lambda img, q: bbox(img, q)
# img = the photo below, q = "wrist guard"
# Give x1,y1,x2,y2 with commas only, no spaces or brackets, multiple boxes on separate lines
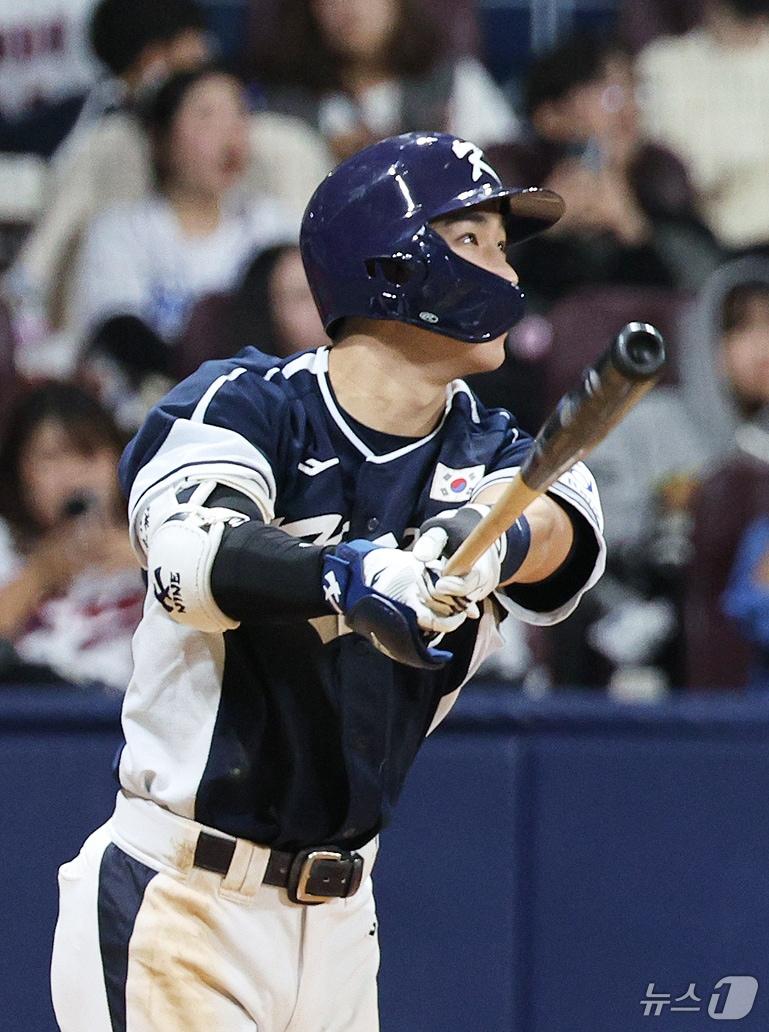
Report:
322,540,452,669
419,503,531,582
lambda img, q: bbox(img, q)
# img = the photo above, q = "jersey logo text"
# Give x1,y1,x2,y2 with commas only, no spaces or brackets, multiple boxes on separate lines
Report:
153,567,186,615
274,513,349,546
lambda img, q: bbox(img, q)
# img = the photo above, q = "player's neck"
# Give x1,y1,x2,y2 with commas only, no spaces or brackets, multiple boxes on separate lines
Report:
328,326,463,437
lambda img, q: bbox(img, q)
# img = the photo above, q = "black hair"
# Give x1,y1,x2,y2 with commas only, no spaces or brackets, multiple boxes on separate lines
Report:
230,244,301,357
523,33,621,120
254,0,445,92
139,63,243,188
90,0,206,77
0,382,125,536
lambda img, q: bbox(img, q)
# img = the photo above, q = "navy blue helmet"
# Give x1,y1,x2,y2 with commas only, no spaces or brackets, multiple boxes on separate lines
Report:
300,132,564,344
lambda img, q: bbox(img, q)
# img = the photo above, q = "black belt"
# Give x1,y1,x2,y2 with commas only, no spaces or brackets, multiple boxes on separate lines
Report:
193,831,365,905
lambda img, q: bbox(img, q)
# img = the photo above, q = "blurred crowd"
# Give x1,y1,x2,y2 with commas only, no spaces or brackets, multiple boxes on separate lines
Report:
2,0,769,697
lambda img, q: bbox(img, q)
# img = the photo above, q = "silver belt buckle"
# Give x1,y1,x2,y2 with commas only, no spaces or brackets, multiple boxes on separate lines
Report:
296,849,343,903
289,847,364,904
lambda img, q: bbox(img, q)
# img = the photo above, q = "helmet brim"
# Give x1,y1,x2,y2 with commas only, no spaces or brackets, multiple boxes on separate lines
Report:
505,188,565,244
430,185,565,245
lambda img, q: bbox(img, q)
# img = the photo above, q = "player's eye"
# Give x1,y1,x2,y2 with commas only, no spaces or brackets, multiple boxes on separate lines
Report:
459,231,478,245
497,240,507,252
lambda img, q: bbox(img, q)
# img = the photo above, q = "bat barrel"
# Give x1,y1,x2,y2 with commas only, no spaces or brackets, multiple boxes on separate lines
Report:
609,322,667,381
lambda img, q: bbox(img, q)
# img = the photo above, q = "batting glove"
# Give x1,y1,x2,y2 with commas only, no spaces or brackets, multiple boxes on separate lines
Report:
412,503,531,616
322,540,468,669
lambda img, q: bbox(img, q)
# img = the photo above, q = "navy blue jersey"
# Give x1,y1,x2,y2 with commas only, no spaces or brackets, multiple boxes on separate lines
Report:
117,347,604,849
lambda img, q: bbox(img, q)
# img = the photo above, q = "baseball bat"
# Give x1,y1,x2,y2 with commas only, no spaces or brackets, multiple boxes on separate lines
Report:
444,321,667,577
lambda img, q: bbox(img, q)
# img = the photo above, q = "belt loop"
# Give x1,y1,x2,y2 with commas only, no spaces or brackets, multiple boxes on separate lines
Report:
241,844,272,898
219,840,251,895
219,840,271,901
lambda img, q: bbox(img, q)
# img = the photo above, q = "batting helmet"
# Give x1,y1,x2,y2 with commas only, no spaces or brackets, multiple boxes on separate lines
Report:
300,132,564,344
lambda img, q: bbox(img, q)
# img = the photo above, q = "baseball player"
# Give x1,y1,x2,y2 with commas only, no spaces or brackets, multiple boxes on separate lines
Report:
50,132,605,1031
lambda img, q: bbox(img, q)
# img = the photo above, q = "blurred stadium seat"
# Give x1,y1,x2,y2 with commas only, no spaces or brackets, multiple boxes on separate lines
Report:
685,456,769,691
540,285,688,408
175,290,236,380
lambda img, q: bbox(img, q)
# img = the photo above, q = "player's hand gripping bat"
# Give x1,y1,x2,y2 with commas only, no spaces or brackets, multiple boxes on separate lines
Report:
443,321,667,579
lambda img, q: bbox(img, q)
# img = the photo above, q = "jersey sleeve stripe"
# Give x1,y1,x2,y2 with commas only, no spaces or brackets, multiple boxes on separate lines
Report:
470,463,604,536
492,533,607,626
191,367,248,423
447,379,482,424
129,459,273,520
470,466,522,499
127,419,277,530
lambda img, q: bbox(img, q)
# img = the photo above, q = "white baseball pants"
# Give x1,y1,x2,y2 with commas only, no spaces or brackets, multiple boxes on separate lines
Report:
50,792,380,1031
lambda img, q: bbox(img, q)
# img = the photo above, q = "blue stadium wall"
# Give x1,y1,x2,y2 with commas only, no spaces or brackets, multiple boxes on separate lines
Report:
2,685,769,1031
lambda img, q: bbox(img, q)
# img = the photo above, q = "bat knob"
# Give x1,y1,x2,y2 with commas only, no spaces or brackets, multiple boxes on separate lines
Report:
612,322,667,381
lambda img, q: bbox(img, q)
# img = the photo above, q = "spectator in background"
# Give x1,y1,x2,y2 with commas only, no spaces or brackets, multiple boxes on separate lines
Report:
6,0,332,370
0,0,98,157
0,382,143,691
253,0,517,162
723,515,769,690
533,256,769,693
78,0,209,133
229,244,327,359
6,0,212,368
164,244,327,391
678,259,769,452
506,33,720,310
73,66,294,421
637,0,769,251
561,388,708,693
680,258,769,689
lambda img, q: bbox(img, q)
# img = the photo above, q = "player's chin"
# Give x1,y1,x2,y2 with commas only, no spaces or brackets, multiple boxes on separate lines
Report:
462,334,508,375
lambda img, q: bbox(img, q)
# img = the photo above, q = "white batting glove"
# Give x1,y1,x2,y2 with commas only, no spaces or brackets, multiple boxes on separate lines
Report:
357,546,469,635
412,517,501,620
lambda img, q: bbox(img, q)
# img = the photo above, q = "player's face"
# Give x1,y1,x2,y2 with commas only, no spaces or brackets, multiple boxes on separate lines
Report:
165,75,250,199
430,207,516,284
429,206,518,370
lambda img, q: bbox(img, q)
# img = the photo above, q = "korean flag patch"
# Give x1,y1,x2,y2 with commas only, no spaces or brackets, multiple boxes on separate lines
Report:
429,462,485,503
